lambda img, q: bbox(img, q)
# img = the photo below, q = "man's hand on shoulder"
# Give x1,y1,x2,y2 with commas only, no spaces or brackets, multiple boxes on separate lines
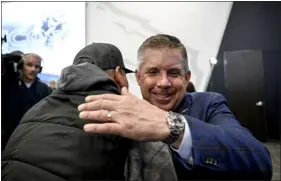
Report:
78,87,170,142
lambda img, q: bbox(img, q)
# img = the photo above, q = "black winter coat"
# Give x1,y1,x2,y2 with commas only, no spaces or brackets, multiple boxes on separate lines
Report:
2,63,132,181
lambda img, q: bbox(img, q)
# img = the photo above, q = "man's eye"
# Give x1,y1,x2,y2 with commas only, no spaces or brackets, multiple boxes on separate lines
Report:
147,69,159,75
26,63,33,67
148,70,157,74
168,71,181,76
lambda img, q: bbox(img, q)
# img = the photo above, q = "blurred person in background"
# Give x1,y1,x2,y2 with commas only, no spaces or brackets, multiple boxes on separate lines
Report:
1,53,51,150
48,80,57,91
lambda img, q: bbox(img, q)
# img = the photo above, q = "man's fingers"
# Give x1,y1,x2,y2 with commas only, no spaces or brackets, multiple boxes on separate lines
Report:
79,110,115,122
78,99,115,112
85,94,121,103
84,123,122,135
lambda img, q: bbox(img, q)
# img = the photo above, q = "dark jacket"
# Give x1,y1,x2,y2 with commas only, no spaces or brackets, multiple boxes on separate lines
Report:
1,79,51,149
2,63,132,181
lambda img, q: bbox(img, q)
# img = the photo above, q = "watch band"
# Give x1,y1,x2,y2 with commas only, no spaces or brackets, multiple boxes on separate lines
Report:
162,111,185,145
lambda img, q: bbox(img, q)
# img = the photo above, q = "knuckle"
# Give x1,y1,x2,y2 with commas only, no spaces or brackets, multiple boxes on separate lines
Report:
97,110,104,120
82,112,88,119
95,99,103,109
83,103,90,111
124,122,134,130
104,94,109,100
84,103,91,110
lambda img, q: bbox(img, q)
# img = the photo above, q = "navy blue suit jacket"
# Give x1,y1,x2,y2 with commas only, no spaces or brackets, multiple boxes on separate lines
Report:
172,92,272,180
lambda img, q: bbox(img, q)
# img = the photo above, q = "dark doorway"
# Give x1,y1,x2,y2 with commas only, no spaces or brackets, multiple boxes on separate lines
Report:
262,50,281,140
224,50,280,142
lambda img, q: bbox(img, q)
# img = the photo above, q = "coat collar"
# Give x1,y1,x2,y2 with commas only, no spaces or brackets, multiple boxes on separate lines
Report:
173,93,192,114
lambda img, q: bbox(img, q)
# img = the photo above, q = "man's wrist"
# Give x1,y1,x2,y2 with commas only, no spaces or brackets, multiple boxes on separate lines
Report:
162,112,185,145
170,132,184,149
158,111,170,141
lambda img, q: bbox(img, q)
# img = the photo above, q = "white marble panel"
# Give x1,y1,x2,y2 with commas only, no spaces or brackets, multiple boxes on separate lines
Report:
86,2,233,97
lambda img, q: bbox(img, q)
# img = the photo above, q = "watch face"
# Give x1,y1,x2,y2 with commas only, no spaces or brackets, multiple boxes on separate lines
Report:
169,112,184,125
163,112,185,144
167,112,176,126
168,112,185,129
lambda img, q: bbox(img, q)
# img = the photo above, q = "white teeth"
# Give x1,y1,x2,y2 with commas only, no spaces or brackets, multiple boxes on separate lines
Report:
156,94,170,98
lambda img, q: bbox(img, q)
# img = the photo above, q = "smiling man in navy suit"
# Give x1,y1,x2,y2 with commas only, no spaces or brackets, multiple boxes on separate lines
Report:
78,34,272,180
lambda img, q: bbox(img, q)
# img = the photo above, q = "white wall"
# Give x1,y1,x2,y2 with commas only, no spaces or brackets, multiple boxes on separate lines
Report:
86,2,233,97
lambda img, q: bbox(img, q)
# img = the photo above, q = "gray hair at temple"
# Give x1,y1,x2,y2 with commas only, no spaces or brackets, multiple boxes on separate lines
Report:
136,34,189,73
22,53,43,63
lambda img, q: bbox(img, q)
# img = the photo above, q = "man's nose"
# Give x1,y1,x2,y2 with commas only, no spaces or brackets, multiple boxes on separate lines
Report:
31,66,36,71
157,73,171,88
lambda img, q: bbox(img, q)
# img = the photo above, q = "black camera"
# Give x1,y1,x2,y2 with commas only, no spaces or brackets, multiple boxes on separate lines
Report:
1,35,23,83
1,53,23,82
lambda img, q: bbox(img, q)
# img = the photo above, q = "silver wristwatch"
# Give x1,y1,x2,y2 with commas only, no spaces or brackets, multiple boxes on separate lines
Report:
162,111,185,145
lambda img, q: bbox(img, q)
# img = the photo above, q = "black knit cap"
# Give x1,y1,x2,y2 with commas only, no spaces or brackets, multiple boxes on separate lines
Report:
73,43,134,73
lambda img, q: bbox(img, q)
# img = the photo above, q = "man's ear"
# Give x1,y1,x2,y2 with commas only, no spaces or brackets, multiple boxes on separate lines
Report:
114,66,126,88
185,71,191,80
185,71,191,86
135,69,141,86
